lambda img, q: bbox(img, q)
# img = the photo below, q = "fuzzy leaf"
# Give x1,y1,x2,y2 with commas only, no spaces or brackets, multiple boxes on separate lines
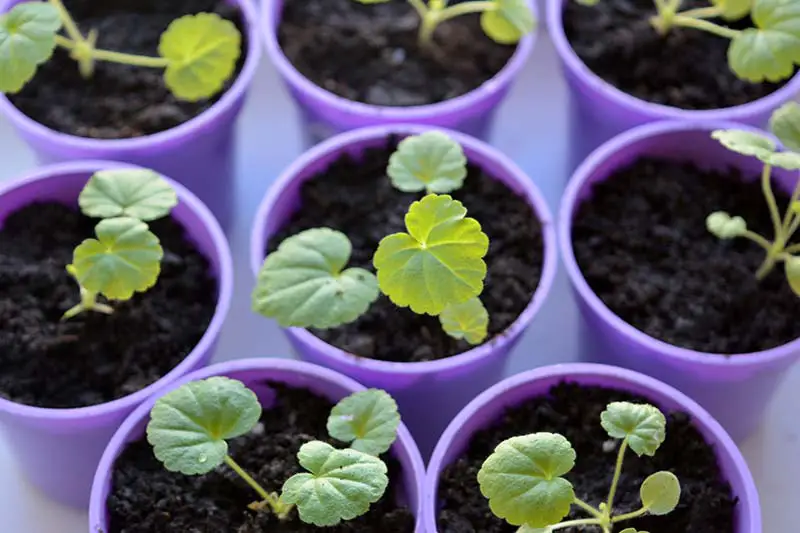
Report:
706,211,748,239
765,151,800,169
387,131,467,194
327,389,400,456
600,402,667,457
481,0,536,44
711,129,776,161
769,101,800,152
79,169,177,221
785,256,800,296
0,2,61,93
712,0,753,20
439,297,489,345
640,471,681,515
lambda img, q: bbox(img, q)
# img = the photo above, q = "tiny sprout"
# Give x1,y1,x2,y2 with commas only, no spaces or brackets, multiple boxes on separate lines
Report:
478,402,681,531
147,379,401,526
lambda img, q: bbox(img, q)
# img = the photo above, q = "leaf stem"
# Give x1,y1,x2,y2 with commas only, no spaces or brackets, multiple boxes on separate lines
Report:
611,506,650,522
761,165,783,241
48,0,85,45
675,5,723,19
549,518,604,530
55,36,169,68
61,286,114,321
739,231,773,252
573,497,604,519
784,243,800,254
436,1,495,24
606,439,628,512
224,455,293,519
781,180,800,233
669,15,741,39
408,0,428,19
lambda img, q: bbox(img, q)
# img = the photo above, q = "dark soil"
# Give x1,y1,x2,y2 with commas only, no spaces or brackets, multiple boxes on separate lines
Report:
277,0,517,107
437,382,737,532
267,138,544,363
0,202,216,408
7,0,247,139
563,0,790,110
572,157,800,354
107,382,415,533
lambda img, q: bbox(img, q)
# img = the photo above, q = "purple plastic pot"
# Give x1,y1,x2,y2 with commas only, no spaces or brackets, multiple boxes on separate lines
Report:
559,120,800,443
89,358,427,533
546,0,800,169
0,161,233,509
0,0,261,231
249,125,558,458
425,363,761,532
262,0,537,147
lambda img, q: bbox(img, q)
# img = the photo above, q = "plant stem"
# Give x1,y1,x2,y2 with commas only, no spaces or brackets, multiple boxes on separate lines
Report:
676,5,723,19
669,15,740,39
61,287,113,321
761,164,783,241
436,1,495,24
549,518,604,530
55,35,169,69
756,253,779,280
224,455,292,518
611,506,650,522
781,180,800,233
573,498,604,519
740,231,773,252
48,0,85,45
408,0,428,19
784,243,800,254
418,14,439,48
606,439,628,512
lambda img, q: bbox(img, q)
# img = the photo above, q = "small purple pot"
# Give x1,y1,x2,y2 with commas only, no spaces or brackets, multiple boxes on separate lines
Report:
559,120,800,443
0,0,261,231
249,125,558,458
424,363,761,532
262,0,537,147
546,0,800,168
88,358,427,533
0,161,233,509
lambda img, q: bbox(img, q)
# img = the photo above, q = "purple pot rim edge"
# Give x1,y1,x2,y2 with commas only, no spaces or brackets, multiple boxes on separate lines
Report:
248,123,559,377
558,119,800,367
546,0,800,120
0,160,234,422
0,0,261,151
261,0,537,120
87,357,428,533
423,362,761,531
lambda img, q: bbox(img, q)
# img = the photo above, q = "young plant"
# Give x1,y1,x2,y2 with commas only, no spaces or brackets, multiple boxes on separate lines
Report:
0,0,241,101
146,377,402,526
576,0,800,83
706,101,800,297
478,402,681,532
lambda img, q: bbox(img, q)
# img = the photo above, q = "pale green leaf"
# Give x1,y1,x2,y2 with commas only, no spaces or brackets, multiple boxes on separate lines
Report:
640,471,681,515
706,211,748,239
619,529,648,533
600,402,667,457
146,377,261,475
327,389,400,456
769,101,800,152
711,129,776,160
387,131,467,194
784,256,800,296
765,150,800,169
518,526,552,533
481,0,536,45
79,169,177,221
439,297,489,345
0,2,61,93
712,0,753,20
574,0,599,5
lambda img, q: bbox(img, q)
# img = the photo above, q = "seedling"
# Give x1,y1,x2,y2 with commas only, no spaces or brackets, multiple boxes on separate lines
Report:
706,102,800,297
0,0,241,101
576,0,800,83
146,377,402,526
252,131,492,346
352,0,535,47
478,402,681,532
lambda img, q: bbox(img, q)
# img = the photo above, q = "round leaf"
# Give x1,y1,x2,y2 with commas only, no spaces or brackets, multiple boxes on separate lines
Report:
481,0,536,45
79,169,178,221
439,296,490,345
770,101,800,152
0,2,62,93
252,228,379,328
387,131,467,194
373,194,489,316
146,377,262,475
159,13,241,101
711,0,752,20
711,129,776,161
600,402,667,457
518,527,552,533
765,150,800,170
281,441,389,527
706,211,747,239
327,389,400,456
69,217,163,301
477,433,576,528
619,529,647,533
784,256,800,297
640,471,681,515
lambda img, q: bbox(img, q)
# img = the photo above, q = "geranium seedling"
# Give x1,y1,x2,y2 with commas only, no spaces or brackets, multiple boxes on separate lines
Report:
146,379,401,526
0,0,241,101
478,402,681,531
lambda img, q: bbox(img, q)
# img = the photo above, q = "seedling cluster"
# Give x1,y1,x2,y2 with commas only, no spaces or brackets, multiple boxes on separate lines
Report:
478,401,681,532
0,0,241,101
146,378,402,526
252,131,493,346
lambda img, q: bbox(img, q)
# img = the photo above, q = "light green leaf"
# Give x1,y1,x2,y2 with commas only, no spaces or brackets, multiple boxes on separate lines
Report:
765,150,800,169
600,402,667,457
481,0,536,45
619,529,648,533
712,0,753,20
387,131,467,194
373,194,489,316
281,441,389,527
159,12,241,102
574,0,600,5
711,129,776,161
0,2,62,93
439,297,489,345
477,433,576,528
252,228,379,329
640,471,681,516
79,169,177,221
327,389,400,456
518,526,552,533
146,377,262,475
784,256,800,296
69,217,163,301
770,101,800,152
706,211,748,239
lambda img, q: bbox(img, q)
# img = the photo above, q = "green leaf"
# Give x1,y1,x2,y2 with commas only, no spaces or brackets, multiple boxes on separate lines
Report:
373,194,489,316
281,441,388,527
327,389,400,456
640,471,681,516
712,0,753,20
770,101,800,152
481,0,536,45
706,211,748,239
728,0,800,83
784,256,800,296
600,402,667,457
619,529,648,533
574,0,599,5
79,169,177,221
711,129,776,161
387,131,468,194
69,217,163,301
439,296,489,345
159,12,241,102
0,2,62,93
252,228,379,329
146,377,262,475
765,150,800,169
477,433,576,528
518,527,552,533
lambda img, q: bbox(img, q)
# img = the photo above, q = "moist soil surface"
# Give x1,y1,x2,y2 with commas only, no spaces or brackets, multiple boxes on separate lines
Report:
267,139,544,363
0,202,216,408
8,0,247,139
108,382,415,533
277,0,517,107
437,382,737,532
572,157,800,354
563,0,789,110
